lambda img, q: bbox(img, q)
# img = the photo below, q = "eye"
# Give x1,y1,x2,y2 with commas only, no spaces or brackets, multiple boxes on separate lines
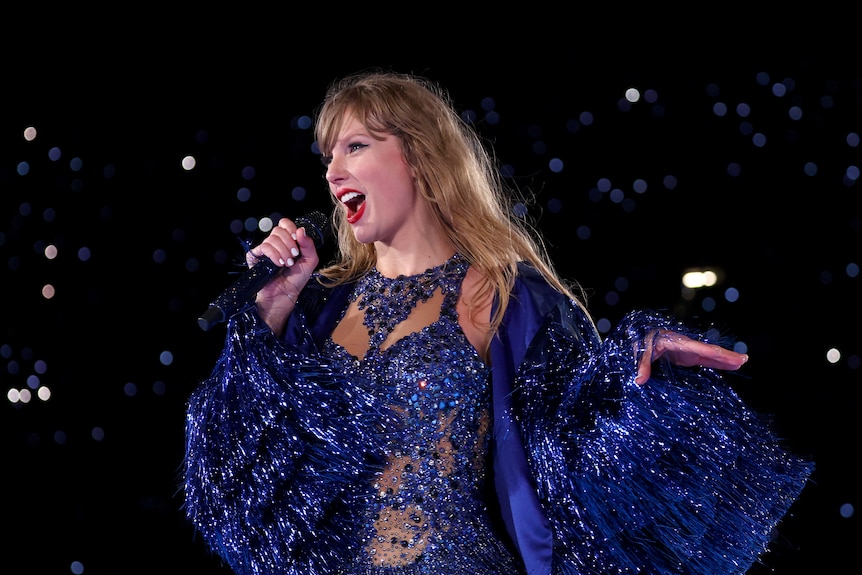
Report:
320,155,333,167
348,142,367,153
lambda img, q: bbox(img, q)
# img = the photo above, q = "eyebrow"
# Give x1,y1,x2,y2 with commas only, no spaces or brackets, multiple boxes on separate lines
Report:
336,129,372,142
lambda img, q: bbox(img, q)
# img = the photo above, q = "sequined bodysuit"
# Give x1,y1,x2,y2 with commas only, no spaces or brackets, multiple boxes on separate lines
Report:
322,253,520,574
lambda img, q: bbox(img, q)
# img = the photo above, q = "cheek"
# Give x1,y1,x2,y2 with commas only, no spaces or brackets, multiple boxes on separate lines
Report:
394,158,417,188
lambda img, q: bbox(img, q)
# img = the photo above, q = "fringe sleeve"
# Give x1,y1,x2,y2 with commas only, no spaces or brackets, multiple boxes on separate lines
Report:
516,308,814,575
182,309,388,575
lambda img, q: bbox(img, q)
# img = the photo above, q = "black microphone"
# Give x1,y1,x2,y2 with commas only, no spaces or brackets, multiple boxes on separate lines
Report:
197,211,331,331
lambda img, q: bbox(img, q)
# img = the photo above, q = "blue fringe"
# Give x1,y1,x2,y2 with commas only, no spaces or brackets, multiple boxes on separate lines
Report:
183,310,393,575
518,309,814,575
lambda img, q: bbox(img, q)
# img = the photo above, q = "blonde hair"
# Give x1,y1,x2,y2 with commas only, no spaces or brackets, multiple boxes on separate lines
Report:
314,70,584,344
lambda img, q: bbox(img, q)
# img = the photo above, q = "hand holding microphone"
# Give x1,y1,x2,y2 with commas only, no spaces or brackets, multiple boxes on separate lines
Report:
197,211,331,331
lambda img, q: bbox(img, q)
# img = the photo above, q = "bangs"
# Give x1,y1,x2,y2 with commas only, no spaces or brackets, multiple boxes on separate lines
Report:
315,101,349,157
315,82,398,154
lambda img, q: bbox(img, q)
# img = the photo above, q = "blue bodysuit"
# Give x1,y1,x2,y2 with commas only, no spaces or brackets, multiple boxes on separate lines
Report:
183,255,813,575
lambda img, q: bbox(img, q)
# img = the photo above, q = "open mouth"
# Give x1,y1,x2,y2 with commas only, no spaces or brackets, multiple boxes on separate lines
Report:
340,190,366,219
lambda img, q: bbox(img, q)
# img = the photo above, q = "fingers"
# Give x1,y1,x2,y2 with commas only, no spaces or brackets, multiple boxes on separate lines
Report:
634,361,651,386
657,332,749,370
294,226,318,255
247,218,306,268
635,329,749,386
634,330,656,385
694,343,749,370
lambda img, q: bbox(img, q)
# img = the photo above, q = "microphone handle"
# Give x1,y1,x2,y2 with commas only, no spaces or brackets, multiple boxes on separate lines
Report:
197,257,279,331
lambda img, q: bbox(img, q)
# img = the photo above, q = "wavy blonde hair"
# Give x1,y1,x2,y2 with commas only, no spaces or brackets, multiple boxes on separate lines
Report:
314,70,584,344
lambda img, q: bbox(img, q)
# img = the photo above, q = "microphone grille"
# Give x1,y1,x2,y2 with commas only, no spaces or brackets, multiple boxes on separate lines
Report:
295,211,331,248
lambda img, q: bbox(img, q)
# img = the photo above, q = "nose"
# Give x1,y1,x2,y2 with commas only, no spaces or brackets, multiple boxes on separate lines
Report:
325,153,347,184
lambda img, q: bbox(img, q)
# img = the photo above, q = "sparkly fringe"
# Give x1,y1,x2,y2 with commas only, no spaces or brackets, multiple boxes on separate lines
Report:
518,309,814,575
183,310,392,575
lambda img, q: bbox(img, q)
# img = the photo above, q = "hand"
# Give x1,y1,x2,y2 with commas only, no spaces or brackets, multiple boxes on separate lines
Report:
246,217,320,329
634,329,749,386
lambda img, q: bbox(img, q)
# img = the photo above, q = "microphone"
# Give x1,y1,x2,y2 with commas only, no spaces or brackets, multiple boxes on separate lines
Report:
197,211,331,331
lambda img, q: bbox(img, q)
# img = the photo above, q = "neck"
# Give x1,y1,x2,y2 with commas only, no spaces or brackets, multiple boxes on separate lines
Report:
374,242,456,278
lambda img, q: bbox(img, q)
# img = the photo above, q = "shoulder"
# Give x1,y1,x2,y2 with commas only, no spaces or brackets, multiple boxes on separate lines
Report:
457,265,495,360
462,264,491,297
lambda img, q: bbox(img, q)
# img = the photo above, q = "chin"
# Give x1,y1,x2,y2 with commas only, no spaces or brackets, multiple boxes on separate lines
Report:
350,230,374,245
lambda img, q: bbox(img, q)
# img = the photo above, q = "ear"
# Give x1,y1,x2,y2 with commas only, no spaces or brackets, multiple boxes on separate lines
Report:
403,155,418,180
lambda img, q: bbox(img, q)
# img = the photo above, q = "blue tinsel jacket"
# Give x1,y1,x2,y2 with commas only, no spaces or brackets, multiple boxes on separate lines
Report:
183,263,813,575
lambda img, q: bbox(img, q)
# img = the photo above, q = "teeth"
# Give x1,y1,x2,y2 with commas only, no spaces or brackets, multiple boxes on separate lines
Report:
340,191,361,204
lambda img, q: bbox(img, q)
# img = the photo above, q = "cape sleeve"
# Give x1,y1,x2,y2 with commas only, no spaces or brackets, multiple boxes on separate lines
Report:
515,304,815,575
182,305,389,575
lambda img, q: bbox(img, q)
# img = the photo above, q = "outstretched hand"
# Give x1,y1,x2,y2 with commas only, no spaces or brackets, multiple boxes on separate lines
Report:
634,329,749,386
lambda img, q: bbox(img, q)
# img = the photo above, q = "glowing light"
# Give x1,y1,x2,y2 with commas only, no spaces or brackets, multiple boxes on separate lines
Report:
259,217,274,232
182,155,196,170
682,270,718,288
8,388,33,404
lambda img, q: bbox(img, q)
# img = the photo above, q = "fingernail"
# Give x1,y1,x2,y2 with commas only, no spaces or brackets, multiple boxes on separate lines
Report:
278,258,286,265
291,233,297,241
286,258,295,266
291,247,299,257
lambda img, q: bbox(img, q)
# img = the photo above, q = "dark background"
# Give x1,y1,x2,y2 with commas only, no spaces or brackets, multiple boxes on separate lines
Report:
3,12,859,574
